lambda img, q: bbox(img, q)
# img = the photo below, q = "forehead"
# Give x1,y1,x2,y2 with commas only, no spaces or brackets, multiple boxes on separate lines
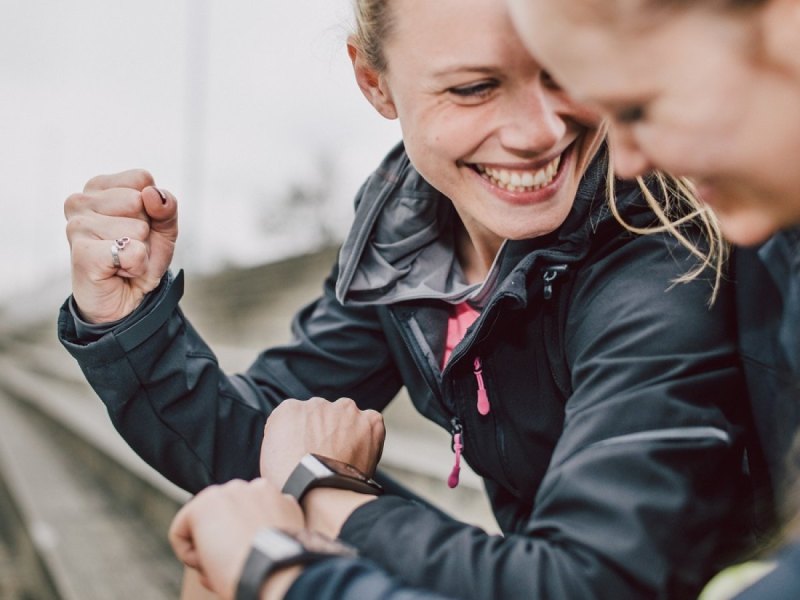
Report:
509,1,654,94
385,0,534,65
510,0,742,102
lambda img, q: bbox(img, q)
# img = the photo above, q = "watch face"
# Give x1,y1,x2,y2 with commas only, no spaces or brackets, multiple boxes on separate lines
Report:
311,454,373,483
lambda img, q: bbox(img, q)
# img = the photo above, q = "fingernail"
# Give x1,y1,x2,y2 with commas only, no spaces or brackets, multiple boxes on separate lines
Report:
155,188,168,205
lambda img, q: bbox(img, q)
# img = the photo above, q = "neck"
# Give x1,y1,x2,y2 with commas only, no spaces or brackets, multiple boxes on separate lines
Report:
454,218,503,285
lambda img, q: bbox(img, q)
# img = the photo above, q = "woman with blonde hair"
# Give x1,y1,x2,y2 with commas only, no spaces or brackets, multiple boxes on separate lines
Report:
504,0,800,596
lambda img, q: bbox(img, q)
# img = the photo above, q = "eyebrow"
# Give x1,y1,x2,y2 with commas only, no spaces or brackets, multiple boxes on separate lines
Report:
583,91,655,112
430,64,498,78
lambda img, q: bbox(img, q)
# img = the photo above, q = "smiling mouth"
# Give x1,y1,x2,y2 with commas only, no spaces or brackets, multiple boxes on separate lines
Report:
473,154,562,193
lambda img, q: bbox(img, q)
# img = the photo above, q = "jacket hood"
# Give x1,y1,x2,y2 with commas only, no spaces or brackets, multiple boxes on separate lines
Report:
336,142,634,307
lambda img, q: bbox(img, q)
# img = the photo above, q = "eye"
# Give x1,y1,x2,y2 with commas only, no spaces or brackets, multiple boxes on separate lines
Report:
615,105,646,124
540,70,562,91
447,80,499,101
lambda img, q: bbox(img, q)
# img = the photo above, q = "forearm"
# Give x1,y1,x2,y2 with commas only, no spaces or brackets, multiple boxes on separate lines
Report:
283,559,454,600
336,435,745,600
58,272,275,491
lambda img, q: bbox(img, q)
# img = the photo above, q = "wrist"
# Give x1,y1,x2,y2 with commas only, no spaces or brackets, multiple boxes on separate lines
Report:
281,454,383,505
260,565,302,600
302,488,378,538
236,528,356,600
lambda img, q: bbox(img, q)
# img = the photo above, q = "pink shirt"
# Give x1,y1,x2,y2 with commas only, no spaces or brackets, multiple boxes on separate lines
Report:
442,302,480,369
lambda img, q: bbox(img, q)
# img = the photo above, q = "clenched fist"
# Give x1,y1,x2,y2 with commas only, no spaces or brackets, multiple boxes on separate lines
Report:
260,397,386,490
64,169,178,323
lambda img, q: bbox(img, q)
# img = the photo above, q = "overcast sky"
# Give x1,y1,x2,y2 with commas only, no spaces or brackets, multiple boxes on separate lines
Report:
0,0,400,305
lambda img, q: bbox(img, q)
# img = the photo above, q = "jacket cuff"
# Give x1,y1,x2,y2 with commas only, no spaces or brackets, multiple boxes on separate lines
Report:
58,270,185,366
68,271,175,341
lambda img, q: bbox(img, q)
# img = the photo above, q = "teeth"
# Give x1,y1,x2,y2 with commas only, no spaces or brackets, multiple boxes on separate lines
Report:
476,155,561,192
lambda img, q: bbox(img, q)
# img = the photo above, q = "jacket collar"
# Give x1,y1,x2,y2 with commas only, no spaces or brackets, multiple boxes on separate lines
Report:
336,142,629,307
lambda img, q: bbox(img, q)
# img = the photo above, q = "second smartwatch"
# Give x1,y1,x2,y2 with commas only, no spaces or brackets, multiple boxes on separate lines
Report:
281,453,383,503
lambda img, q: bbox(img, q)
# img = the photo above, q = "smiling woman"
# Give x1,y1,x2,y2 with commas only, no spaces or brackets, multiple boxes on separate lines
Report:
59,0,751,598
348,0,606,275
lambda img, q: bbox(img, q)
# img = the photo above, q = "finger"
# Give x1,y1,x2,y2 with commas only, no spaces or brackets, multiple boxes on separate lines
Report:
83,169,155,193
178,547,202,571
168,505,196,561
66,213,150,248
72,237,149,279
141,186,178,240
65,187,147,221
333,397,358,414
198,571,215,593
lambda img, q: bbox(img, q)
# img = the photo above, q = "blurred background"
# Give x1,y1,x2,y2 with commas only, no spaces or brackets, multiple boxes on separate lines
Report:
0,0,400,304
0,2,494,597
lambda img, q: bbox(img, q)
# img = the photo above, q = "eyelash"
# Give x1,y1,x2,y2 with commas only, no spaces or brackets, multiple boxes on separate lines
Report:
540,70,562,91
448,81,498,99
616,105,646,124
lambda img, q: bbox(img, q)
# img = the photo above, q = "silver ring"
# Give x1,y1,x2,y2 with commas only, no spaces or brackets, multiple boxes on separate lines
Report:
110,237,130,268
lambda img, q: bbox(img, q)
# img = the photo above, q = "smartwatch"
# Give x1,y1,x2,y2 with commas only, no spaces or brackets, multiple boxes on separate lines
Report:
235,528,356,600
281,453,383,503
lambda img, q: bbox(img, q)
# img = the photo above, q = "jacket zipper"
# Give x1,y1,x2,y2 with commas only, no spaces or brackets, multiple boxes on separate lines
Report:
542,264,569,300
448,417,464,488
473,357,490,415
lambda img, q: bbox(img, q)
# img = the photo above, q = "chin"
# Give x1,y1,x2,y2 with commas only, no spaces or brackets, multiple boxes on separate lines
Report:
717,211,783,247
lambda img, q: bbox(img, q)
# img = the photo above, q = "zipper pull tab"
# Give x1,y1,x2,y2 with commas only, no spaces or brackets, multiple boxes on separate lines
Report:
542,264,568,300
473,357,491,416
448,417,464,488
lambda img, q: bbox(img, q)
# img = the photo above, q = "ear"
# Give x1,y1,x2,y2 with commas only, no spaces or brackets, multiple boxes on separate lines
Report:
347,38,398,120
760,0,800,76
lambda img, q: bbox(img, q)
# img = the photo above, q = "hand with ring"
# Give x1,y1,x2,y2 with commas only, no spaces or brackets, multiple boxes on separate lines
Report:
64,170,179,324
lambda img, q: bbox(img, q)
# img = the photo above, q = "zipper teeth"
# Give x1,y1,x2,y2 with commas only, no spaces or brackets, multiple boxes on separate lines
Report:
390,310,450,426
585,427,731,452
441,296,506,377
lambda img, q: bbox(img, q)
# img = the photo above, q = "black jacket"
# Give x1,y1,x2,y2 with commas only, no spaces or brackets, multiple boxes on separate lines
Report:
736,230,800,519
59,145,748,599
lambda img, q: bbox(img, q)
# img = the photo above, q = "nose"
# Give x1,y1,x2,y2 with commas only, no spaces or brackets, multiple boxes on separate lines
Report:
608,126,654,179
498,82,566,156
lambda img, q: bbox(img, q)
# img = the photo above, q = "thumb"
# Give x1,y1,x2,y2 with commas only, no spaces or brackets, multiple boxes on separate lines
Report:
141,186,179,241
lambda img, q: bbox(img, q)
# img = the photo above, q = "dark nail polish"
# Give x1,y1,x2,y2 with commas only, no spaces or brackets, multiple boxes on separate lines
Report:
156,188,168,204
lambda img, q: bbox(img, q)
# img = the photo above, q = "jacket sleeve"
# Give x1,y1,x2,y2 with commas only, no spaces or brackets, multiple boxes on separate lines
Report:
285,558,455,600
57,264,403,493
339,231,749,599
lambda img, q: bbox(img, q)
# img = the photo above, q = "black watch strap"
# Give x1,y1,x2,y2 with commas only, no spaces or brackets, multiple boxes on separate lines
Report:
235,529,355,600
282,454,383,503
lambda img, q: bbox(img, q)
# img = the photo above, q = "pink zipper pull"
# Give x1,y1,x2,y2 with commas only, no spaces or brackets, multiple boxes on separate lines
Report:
473,357,491,416
448,418,463,488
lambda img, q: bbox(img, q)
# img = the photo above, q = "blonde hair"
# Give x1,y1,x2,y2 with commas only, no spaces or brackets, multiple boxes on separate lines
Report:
351,0,394,72
607,164,728,304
